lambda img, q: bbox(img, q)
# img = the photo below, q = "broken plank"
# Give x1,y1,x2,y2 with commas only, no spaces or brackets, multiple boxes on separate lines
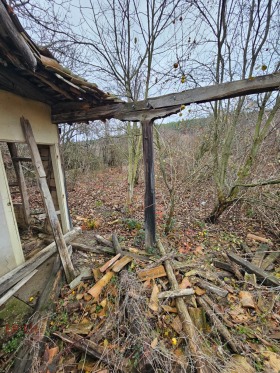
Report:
227,252,280,287
0,228,81,297
137,265,166,281
112,233,122,254
95,234,113,247
87,271,114,299
247,233,271,244
52,332,129,372
251,244,268,267
69,268,92,290
158,288,195,299
112,256,133,272
195,279,228,297
213,260,234,274
21,117,75,283
12,255,63,373
99,253,121,272
52,240,115,255
0,270,37,307
261,251,280,270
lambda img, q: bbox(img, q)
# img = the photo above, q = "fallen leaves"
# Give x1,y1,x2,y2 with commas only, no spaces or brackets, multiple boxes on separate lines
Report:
148,284,160,312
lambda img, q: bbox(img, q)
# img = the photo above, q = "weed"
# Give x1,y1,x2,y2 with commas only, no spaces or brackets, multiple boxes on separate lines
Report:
49,311,69,332
110,275,118,285
95,200,103,207
254,357,265,372
133,229,145,246
96,304,103,313
2,330,24,353
146,246,159,256
123,218,142,231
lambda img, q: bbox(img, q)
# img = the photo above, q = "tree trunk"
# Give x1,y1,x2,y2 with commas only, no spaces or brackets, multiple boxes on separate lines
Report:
206,199,235,223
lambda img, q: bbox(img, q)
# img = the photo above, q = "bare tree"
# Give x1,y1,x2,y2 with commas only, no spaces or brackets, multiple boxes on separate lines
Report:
190,0,280,222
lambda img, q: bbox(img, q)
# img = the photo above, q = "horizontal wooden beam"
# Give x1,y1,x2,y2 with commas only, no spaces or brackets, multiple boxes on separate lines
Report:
52,72,280,123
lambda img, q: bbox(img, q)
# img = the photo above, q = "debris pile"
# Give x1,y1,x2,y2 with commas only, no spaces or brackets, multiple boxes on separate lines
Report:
1,232,280,372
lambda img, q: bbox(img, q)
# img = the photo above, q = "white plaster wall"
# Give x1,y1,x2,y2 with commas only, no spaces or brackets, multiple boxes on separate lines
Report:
0,90,58,144
0,90,71,277
0,151,24,276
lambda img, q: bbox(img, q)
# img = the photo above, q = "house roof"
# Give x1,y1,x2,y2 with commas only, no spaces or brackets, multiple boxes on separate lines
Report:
0,0,279,124
0,0,122,115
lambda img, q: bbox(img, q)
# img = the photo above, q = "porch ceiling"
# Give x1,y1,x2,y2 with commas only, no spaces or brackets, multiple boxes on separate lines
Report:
0,0,122,113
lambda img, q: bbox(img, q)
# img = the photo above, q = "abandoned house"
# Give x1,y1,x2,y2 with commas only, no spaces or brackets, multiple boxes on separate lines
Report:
0,0,279,286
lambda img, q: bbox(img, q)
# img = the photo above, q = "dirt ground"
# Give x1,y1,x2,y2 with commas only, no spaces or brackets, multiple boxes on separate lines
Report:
1,167,279,372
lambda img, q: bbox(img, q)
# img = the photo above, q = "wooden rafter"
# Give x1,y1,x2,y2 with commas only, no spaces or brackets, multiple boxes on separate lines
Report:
52,72,280,123
0,1,37,70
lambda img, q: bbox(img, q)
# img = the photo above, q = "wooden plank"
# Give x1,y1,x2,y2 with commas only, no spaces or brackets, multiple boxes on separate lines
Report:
11,157,32,162
7,142,30,225
251,244,268,267
142,120,156,248
195,279,228,297
50,144,71,233
261,251,280,270
0,228,80,297
12,255,63,373
0,270,37,307
52,72,280,123
137,265,166,281
99,253,121,272
158,288,195,299
0,2,37,70
112,233,122,254
247,233,271,244
227,252,280,287
112,256,133,272
21,117,75,282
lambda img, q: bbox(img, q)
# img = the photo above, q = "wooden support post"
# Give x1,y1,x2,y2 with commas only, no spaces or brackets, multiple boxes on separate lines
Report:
7,142,31,226
20,117,75,283
50,144,71,233
141,120,156,249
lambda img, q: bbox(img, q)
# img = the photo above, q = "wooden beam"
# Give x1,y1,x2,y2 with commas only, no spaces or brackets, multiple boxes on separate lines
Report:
20,117,76,283
142,120,156,248
50,144,71,233
7,143,31,226
227,252,280,287
0,227,81,297
0,269,37,307
11,157,32,162
0,65,50,104
52,72,280,123
0,2,37,70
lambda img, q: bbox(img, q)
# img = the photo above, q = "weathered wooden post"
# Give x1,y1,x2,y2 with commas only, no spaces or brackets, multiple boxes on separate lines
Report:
141,119,156,249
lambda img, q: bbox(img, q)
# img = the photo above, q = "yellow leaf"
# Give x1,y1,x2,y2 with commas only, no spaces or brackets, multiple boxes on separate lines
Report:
103,339,109,347
148,284,159,312
151,337,158,349
171,337,177,345
29,296,34,302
